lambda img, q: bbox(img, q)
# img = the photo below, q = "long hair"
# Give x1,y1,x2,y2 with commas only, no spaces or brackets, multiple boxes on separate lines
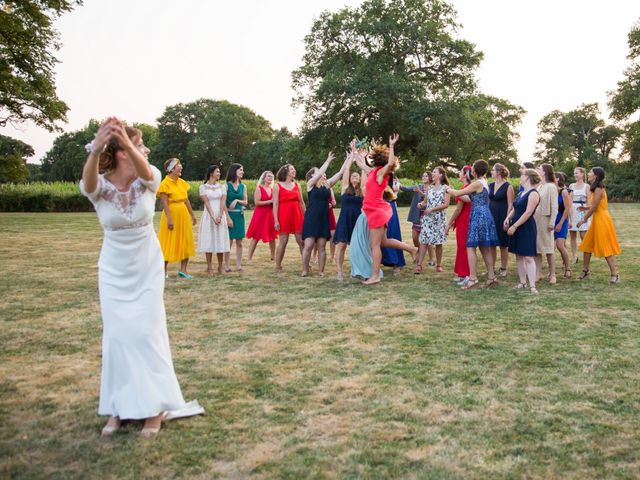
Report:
540,163,555,183
226,163,243,183
555,172,567,189
99,126,141,173
204,165,220,183
590,167,606,192
276,164,293,182
366,144,390,168
433,166,449,186
344,171,362,197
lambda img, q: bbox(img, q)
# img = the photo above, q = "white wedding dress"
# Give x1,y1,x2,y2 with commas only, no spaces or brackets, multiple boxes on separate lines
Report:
81,166,203,420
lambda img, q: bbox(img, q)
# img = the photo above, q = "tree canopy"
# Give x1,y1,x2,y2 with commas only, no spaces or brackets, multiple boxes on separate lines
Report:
534,103,622,170
152,99,274,180
40,119,98,181
0,134,33,183
0,0,82,131
291,0,524,174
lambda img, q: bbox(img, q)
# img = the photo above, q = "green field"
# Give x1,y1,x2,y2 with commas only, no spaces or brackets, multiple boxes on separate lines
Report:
0,205,638,479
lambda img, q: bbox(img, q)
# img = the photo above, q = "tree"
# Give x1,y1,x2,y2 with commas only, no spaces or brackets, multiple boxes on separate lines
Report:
153,99,274,179
608,20,640,122
241,128,302,178
0,134,33,182
40,119,99,181
291,0,524,171
0,1,82,131
535,103,622,170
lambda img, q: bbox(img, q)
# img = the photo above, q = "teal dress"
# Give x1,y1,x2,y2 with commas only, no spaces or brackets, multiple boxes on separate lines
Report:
226,182,246,240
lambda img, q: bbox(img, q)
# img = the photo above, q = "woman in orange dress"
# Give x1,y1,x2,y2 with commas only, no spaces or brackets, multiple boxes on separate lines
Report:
157,158,197,278
577,167,621,283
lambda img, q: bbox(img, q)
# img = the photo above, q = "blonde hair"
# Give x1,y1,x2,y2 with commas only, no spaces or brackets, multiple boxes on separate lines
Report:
258,170,274,185
493,162,509,179
522,168,541,186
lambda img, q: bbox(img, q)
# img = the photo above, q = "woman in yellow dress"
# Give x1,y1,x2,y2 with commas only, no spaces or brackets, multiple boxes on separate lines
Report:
157,158,197,278
577,167,621,283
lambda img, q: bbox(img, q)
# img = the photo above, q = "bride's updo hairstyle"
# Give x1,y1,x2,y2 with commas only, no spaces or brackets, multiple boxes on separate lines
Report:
99,126,141,173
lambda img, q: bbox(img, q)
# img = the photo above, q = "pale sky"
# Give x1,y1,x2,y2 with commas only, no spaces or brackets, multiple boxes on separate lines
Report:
2,0,639,164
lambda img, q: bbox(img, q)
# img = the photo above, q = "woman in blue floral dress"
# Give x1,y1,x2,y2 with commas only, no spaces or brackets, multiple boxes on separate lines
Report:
447,160,499,289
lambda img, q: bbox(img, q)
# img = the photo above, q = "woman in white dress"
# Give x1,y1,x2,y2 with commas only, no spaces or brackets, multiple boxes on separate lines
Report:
80,118,203,438
198,165,232,276
569,166,590,263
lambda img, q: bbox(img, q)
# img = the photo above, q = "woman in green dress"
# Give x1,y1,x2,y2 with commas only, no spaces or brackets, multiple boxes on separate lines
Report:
225,163,248,271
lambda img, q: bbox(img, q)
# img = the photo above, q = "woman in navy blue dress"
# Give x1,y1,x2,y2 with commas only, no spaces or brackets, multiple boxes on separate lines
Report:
381,173,406,274
334,153,363,281
447,160,499,289
489,163,514,277
505,169,541,294
301,152,349,277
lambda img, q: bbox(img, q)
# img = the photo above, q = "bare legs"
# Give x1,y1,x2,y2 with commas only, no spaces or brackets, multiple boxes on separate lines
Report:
582,252,618,280
412,230,433,264
224,239,243,271
364,227,418,285
491,246,509,275
336,242,347,280
275,233,303,272
555,237,571,277
248,239,276,261
535,253,557,283
570,230,586,263
464,246,495,288
515,255,537,293
302,237,328,276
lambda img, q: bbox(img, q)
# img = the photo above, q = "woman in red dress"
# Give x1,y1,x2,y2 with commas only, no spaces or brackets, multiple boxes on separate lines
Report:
446,165,472,285
247,170,278,261
360,134,418,285
272,164,306,273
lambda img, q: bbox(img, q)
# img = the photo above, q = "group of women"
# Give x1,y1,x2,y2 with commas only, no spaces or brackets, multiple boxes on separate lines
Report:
153,136,622,293
80,119,623,438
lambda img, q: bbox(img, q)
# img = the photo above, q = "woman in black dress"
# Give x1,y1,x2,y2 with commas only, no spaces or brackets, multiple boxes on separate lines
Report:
504,169,541,294
489,163,514,277
301,152,349,276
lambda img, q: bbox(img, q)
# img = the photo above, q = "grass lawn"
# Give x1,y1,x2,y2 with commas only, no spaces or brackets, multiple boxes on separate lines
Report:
0,205,638,479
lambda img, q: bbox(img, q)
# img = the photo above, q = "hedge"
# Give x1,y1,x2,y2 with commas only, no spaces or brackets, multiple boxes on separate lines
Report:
3,175,635,212
1,178,463,212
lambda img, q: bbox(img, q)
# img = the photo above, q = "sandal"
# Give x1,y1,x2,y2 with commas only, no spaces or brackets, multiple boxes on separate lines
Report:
461,278,479,290
530,286,539,295
485,276,498,288
436,265,444,273
564,269,572,279
499,267,508,277
578,269,590,280
427,261,435,267
610,273,620,284
414,264,423,274
177,271,193,279
101,417,121,438
513,282,527,289
548,274,557,285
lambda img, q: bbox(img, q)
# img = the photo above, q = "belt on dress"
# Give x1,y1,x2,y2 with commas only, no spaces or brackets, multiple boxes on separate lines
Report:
103,221,151,231
572,200,585,204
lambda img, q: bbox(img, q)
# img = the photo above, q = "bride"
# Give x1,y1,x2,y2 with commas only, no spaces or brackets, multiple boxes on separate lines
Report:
80,118,203,437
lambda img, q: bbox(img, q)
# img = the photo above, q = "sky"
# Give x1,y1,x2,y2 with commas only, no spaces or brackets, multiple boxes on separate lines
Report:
2,0,639,164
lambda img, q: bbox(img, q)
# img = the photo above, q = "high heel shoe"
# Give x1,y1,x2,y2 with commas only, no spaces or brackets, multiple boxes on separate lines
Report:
578,269,590,280
610,273,620,284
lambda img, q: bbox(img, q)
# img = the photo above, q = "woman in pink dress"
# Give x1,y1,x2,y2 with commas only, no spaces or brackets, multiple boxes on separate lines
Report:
360,134,418,285
247,170,278,261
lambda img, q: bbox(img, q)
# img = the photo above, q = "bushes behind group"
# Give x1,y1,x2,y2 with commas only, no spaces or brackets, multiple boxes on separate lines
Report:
0,178,468,212
3,172,638,212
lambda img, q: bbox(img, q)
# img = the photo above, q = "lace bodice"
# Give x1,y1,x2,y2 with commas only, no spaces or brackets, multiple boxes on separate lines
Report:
80,166,161,230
